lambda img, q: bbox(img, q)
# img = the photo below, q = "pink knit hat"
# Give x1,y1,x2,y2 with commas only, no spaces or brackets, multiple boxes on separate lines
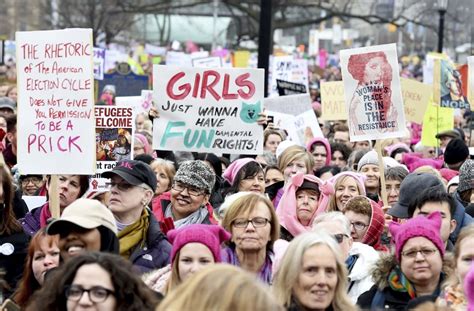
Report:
389,211,445,261
327,171,367,196
402,153,444,172
167,224,231,264
276,173,334,237
134,133,152,155
222,158,258,185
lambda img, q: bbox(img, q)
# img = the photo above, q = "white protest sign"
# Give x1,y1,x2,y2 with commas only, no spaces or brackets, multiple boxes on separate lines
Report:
281,110,323,146
166,51,192,67
192,56,222,68
16,28,95,174
115,92,153,115
467,56,474,110
339,43,406,142
270,56,309,97
152,65,264,154
145,43,167,56
93,47,105,80
263,93,313,116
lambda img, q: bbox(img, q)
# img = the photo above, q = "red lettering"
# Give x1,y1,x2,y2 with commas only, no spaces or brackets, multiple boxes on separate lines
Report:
222,74,238,100
200,70,221,100
57,136,67,152
192,73,201,98
235,73,255,99
167,72,191,100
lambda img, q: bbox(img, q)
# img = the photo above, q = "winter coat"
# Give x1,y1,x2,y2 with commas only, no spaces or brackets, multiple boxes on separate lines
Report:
348,242,380,303
357,254,450,310
450,192,473,243
129,213,171,274
19,204,44,236
0,230,29,298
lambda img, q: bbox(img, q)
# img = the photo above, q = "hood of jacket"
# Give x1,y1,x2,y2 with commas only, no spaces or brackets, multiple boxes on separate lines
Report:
306,137,331,166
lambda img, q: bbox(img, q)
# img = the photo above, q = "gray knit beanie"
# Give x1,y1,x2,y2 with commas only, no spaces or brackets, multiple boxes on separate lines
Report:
357,150,384,172
174,160,216,194
457,159,474,193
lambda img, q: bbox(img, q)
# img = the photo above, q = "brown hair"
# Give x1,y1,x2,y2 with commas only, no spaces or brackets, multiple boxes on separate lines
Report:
0,163,22,235
443,225,474,288
277,145,314,176
343,196,372,218
14,229,59,307
221,192,280,250
264,129,284,145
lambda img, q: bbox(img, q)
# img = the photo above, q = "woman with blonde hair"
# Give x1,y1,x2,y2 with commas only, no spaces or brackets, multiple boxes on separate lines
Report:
327,172,366,212
149,158,176,196
221,192,280,283
273,230,356,311
156,264,283,311
436,225,474,310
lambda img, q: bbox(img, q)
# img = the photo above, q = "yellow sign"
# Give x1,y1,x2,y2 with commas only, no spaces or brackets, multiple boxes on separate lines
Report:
468,56,474,110
320,81,347,120
421,103,454,147
400,78,431,124
233,51,251,68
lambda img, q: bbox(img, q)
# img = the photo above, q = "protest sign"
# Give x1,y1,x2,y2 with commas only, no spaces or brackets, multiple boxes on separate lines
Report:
93,47,105,80
115,92,152,115
270,56,309,97
16,28,95,174
439,59,470,109
320,81,347,120
233,51,251,67
97,70,149,97
400,78,431,124
166,51,192,67
280,110,324,146
339,43,406,142
276,79,307,96
152,66,264,154
421,104,454,147
263,93,313,116
192,56,222,68
469,56,474,109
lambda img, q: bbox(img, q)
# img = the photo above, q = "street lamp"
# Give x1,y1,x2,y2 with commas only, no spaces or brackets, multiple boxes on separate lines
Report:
437,0,448,53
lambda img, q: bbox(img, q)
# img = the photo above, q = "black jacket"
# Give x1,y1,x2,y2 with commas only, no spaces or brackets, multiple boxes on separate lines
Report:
0,230,29,298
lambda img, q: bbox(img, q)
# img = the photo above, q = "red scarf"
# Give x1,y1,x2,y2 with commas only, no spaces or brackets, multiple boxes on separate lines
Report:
39,203,52,228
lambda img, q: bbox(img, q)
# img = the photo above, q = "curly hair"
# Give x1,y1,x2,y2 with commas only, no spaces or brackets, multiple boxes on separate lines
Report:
26,252,159,311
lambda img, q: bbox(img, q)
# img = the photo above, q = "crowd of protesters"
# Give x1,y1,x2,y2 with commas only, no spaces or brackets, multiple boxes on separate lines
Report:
0,53,473,311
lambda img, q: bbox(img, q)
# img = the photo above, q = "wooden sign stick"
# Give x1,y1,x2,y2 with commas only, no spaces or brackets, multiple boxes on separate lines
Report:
49,175,60,219
375,141,389,209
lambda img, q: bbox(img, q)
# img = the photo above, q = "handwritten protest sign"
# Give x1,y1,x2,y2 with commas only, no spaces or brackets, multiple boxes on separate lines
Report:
421,104,454,147
340,43,406,142
270,56,309,97
280,110,324,146
93,47,105,80
320,81,347,120
264,93,313,116
276,79,307,96
439,59,470,109
152,66,264,154
192,56,222,68
469,56,474,109
400,78,431,124
16,29,95,174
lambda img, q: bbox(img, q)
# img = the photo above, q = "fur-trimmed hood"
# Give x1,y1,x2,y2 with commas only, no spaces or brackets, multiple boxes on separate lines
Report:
370,253,454,290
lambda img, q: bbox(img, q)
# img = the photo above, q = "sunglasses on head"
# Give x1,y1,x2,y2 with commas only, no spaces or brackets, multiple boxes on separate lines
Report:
333,233,348,244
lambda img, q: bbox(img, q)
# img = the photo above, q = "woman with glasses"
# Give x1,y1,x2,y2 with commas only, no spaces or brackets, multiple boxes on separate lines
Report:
313,211,379,302
26,252,159,311
102,160,171,273
276,173,333,241
152,160,217,234
222,158,265,196
220,192,280,284
18,174,45,196
273,230,356,311
343,196,387,252
358,212,449,310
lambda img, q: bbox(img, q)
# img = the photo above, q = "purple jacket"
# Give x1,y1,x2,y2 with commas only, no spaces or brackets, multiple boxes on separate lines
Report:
20,205,44,236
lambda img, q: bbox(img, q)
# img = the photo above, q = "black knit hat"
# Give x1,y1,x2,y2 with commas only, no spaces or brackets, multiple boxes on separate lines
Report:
444,138,469,165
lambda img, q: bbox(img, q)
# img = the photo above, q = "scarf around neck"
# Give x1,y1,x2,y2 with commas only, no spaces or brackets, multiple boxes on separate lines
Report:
221,247,273,284
117,208,149,258
165,203,208,229
388,265,416,299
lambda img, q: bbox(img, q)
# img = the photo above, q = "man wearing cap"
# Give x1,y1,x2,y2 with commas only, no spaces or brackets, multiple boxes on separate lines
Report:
435,129,460,151
46,198,119,261
0,97,15,117
102,159,171,273
152,160,217,234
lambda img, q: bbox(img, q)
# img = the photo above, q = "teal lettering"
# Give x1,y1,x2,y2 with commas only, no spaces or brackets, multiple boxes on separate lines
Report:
160,121,185,147
196,129,215,148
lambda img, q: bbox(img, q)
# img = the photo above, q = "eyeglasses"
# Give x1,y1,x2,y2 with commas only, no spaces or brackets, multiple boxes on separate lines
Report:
401,248,438,259
171,182,205,197
106,181,135,192
333,233,349,244
350,221,368,231
65,285,115,303
233,217,270,228
21,177,43,185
